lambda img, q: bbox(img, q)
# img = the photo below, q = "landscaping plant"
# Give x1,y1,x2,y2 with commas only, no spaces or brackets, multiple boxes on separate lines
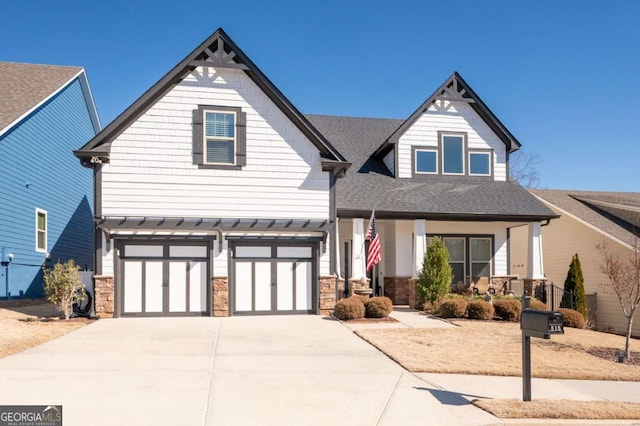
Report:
437,298,467,318
466,300,495,320
333,296,365,320
493,299,521,322
563,253,588,319
557,308,586,329
597,239,640,358
43,260,86,320
364,297,393,318
417,236,452,305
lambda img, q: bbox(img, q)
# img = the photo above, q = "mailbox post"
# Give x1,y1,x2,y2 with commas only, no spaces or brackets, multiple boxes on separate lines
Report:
520,292,564,401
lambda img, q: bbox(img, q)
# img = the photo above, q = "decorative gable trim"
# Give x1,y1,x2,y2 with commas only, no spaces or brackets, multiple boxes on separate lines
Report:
372,72,521,159
74,28,348,168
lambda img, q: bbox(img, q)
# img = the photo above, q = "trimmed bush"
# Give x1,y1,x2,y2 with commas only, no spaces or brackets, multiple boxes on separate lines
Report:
364,297,393,318
557,308,586,329
333,297,365,320
529,299,548,311
466,300,495,320
438,298,467,318
493,299,522,322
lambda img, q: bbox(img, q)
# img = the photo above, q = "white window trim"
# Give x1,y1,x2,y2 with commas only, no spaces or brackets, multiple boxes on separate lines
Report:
415,148,439,174
468,151,492,176
203,109,237,166
441,134,465,175
35,208,47,253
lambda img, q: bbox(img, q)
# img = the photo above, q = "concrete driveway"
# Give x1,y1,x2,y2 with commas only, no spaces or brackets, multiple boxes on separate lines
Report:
0,316,496,426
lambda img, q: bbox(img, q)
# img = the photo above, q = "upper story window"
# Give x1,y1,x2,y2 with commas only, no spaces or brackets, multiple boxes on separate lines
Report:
35,208,47,253
442,134,464,175
415,149,438,174
192,105,246,170
205,111,236,164
469,151,491,176
412,131,493,178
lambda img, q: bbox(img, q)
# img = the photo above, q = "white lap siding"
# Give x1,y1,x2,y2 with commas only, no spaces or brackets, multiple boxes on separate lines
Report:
397,101,507,180
101,66,330,219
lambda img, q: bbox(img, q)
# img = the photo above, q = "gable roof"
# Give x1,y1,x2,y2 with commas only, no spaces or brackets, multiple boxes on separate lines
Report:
75,28,347,167
0,62,100,137
307,114,557,221
531,189,640,248
372,72,521,158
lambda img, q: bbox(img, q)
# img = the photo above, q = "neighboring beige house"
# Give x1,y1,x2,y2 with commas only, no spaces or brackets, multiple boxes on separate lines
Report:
510,189,640,336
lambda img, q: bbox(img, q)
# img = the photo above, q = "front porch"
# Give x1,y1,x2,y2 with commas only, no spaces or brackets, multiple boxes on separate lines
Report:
336,217,546,304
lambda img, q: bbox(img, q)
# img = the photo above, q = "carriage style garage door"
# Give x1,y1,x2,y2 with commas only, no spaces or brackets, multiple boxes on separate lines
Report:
119,242,210,316
231,242,317,315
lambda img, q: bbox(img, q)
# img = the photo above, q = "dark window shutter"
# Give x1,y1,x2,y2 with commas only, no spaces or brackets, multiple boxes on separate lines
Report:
192,108,203,165
236,111,247,167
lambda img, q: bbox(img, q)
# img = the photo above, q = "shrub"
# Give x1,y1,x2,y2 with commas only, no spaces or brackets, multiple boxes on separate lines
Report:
43,260,86,320
493,299,522,322
437,298,467,318
417,237,453,304
466,300,495,320
557,308,586,329
529,299,548,311
364,297,393,318
333,297,365,320
563,254,588,320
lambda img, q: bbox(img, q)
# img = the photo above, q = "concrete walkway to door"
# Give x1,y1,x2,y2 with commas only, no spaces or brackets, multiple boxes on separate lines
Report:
0,316,497,426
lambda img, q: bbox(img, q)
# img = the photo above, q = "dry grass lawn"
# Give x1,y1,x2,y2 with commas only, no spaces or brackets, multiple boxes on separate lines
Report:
473,399,640,419
356,320,640,380
0,299,92,358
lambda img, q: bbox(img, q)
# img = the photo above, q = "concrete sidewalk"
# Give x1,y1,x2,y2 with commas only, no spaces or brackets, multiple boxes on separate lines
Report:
343,305,455,331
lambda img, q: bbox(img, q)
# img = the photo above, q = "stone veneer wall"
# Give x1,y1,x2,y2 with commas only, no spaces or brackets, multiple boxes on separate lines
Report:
383,276,411,305
319,275,337,315
213,276,229,317
94,275,114,318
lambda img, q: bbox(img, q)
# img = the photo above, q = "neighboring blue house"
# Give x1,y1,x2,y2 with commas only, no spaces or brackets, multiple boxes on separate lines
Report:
0,62,100,298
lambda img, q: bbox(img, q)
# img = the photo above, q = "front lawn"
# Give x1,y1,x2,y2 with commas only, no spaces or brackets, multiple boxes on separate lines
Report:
356,319,640,381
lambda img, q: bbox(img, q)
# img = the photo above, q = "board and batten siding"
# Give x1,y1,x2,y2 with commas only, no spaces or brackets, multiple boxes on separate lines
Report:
510,206,639,336
101,66,330,220
0,79,95,297
397,101,507,180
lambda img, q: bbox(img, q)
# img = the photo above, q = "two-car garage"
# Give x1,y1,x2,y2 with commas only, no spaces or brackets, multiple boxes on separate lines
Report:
116,239,318,317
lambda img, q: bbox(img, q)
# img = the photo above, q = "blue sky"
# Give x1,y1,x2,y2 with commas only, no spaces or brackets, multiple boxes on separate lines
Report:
2,1,638,191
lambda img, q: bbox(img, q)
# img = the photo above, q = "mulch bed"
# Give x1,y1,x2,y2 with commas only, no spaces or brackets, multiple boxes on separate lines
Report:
340,317,399,324
588,347,640,366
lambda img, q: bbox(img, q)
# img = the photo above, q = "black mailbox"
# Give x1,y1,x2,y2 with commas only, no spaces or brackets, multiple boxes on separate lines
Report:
520,310,564,339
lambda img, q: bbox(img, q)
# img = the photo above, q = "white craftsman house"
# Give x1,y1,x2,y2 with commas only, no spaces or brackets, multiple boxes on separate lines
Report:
307,74,557,304
75,29,349,317
76,28,556,317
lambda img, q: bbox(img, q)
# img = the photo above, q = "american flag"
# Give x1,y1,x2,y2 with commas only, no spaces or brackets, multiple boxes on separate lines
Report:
366,211,381,271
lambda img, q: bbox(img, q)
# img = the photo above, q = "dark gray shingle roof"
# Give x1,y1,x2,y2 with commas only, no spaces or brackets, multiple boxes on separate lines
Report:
306,114,557,220
0,62,82,133
531,189,640,246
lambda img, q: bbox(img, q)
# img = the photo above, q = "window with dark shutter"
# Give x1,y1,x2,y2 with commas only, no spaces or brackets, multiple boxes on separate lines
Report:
192,105,246,169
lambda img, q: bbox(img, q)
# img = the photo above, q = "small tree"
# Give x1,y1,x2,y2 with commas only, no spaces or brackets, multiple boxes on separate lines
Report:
417,236,453,305
43,260,86,320
597,239,640,359
563,254,587,320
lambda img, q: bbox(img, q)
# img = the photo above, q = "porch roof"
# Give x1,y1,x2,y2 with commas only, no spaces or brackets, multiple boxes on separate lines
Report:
306,114,557,221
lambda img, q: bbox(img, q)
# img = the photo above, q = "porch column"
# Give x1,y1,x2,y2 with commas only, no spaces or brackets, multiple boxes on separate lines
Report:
351,218,366,280
527,222,544,279
525,221,545,295
412,219,426,277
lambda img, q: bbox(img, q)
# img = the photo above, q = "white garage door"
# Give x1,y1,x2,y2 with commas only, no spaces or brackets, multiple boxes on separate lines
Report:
232,243,315,314
121,243,209,316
